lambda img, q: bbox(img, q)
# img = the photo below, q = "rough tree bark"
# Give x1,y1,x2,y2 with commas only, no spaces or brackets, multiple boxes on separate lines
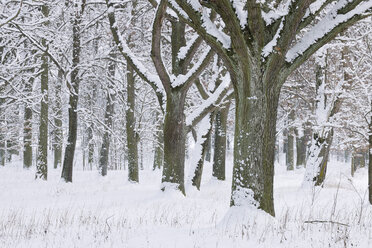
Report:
162,89,187,193
172,0,371,216
107,0,215,192
126,64,139,182
213,103,230,180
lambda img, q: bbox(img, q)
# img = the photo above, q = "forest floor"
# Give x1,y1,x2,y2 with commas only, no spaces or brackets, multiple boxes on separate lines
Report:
0,155,371,248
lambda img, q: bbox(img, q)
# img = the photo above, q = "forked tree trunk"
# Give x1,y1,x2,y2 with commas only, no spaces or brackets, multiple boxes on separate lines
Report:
126,64,139,182
162,90,187,194
230,69,279,216
213,103,230,180
36,4,49,180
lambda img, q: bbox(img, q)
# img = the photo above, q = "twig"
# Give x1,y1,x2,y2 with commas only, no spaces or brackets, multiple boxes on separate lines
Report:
304,220,349,227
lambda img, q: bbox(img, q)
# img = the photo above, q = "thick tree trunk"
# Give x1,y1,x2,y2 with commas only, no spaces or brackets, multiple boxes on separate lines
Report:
162,90,187,194
36,4,49,180
126,64,139,182
286,111,295,171
53,70,63,169
213,104,230,180
230,70,279,216
23,76,34,169
61,4,83,182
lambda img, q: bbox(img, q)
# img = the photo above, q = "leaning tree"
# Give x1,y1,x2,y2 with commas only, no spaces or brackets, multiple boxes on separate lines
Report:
169,0,372,216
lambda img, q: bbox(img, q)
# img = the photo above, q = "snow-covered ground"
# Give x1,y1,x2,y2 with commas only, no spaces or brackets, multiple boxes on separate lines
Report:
1,156,372,247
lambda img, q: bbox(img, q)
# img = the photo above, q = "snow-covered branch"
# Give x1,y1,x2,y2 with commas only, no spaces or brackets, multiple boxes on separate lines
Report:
186,74,232,128
0,0,23,29
106,0,165,110
286,0,372,64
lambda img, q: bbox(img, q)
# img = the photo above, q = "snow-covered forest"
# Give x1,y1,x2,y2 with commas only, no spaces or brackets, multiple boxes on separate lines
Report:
1,0,372,247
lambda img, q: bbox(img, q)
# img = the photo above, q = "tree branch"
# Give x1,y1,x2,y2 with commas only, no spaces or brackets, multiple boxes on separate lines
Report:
106,0,165,112
151,0,172,94
0,0,23,29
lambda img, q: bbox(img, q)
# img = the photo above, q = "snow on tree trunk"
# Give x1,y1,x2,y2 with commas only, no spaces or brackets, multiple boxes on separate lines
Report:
303,51,341,187
99,52,116,177
295,126,307,168
153,135,164,170
53,70,63,169
61,1,85,182
230,66,280,216
153,112,164,170
192,114,213,190
35,4,49,180
305,129,334,186
162,90,187,194
23,70,34,169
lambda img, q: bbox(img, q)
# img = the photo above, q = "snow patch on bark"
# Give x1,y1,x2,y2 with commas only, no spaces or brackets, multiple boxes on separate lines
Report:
231,186,259,207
